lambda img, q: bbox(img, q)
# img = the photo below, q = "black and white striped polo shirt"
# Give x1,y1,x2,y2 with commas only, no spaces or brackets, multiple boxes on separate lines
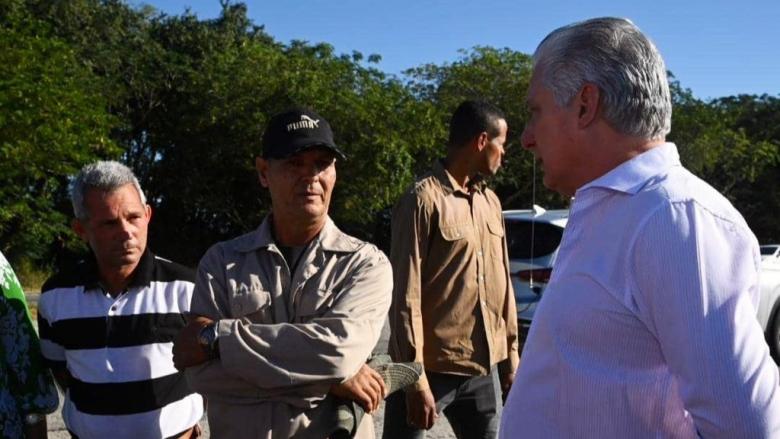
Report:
38,250,203,439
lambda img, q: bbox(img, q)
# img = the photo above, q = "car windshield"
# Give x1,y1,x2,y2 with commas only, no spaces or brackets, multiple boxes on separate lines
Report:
762,246,778,256
505,219,564,259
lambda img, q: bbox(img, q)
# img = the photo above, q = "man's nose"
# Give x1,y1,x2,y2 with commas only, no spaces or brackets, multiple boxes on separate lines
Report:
118,219,134,238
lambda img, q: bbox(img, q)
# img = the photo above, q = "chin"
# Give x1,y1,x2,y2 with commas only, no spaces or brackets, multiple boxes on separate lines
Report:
300,205,327,218
118,255,140,265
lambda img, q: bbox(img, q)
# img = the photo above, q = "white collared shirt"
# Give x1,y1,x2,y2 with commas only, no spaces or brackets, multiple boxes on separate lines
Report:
501,143,780,438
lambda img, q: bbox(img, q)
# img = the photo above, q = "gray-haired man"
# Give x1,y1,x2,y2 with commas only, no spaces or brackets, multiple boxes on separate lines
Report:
501,17,780,438
38,161,203,438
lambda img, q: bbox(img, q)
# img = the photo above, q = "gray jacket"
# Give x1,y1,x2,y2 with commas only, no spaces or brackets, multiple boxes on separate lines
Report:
186,216,392,438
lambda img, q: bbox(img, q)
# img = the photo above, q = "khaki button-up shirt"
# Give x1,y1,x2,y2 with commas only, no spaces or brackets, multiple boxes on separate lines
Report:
185,216,392,438
389,161,519,390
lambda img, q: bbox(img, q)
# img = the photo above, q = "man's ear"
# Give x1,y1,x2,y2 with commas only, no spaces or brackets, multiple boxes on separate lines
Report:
145,204,153,222
72,218,87,241
474,131,489,152
255,156,270,187
576,83,600,128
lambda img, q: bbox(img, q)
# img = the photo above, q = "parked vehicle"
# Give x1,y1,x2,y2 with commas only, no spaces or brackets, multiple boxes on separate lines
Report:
503,206,568,345
761,244,780,261
758,245,780,360
503,208,780,363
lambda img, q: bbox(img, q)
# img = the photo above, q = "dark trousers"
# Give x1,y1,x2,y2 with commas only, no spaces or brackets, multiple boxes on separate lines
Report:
382,367,502,439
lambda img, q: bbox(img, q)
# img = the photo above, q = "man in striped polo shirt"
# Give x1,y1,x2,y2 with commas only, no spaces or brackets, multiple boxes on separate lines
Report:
38,161,203,438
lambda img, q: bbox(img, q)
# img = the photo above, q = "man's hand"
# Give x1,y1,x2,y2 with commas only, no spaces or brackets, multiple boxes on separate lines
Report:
330,364,387,413
500,371,515,402
173,316,214,370
405,387,438,430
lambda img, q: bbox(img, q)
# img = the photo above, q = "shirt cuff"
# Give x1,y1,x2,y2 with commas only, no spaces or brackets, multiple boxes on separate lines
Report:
410,370,430,392
498,351,520,375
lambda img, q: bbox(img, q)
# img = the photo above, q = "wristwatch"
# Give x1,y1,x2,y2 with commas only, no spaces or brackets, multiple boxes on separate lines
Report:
197,322,220,358
24,413,44,426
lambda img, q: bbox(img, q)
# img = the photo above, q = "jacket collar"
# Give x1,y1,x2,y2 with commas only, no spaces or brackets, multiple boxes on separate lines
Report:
232,214,362,253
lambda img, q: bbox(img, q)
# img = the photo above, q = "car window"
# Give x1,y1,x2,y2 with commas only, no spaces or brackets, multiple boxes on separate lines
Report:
505,219,564,259
761,246,778,256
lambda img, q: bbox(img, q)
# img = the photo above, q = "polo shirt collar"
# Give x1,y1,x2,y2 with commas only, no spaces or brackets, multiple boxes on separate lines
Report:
577,142,681,196
82,248,155,291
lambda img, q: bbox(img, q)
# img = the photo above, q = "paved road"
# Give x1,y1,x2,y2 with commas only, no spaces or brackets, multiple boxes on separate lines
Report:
42,314,456,438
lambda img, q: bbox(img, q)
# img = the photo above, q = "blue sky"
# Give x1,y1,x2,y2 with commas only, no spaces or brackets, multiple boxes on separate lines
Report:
138,0,779,100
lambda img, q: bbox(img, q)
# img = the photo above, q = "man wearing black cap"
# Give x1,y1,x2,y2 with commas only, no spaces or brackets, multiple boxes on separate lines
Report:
172,108,394,438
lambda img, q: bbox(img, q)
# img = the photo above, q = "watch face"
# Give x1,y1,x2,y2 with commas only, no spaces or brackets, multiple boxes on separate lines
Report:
198,324,215,348
198,329,210,346
25,413,43,425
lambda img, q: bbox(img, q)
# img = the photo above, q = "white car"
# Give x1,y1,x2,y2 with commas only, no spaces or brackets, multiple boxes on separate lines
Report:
503,209,780,362
503,206,568,343
758,244,780,360
761,245,780,261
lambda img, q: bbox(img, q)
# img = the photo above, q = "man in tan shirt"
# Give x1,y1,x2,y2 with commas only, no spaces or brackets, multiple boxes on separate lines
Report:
172,107,392,438
384,100,519,438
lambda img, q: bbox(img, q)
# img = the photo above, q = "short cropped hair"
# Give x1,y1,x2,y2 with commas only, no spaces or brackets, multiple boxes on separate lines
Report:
447,100,506,149
534,17,671,140
70,161,146,220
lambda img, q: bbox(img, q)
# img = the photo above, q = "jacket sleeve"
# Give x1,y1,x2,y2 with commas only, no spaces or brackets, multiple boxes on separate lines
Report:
388,191,432,390
186,243,392,398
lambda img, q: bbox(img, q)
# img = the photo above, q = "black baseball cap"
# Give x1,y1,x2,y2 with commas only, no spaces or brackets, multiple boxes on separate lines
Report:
261,107,346,160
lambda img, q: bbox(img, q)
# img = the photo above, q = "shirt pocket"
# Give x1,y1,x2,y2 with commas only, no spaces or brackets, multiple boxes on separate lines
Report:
229,284,273,321
295,286,338,322
486,218,505,258
439,222,470,242
486,217,504,238
485,218,509,311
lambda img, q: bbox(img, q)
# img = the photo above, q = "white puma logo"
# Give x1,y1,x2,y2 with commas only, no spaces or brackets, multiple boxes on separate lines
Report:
287,115,320,131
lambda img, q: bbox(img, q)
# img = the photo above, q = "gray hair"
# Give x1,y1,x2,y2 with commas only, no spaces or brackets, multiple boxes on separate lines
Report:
70,161,146,219
533,17,671,140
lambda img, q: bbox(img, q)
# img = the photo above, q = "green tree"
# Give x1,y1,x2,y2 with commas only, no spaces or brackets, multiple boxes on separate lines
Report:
58,3,439,264
710,94,780,242
406,47,567,210
0,1,118,265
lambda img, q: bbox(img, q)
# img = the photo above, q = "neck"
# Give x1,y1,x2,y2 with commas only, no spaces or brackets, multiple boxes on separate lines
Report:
570,126,665,195
600,136,664,172
98,263,137,296
272,215,325,246
443,148,477,190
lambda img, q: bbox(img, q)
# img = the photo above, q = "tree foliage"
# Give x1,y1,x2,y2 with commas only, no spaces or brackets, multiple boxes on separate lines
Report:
0,0,118,264
405,47,570,210
2,0,778,270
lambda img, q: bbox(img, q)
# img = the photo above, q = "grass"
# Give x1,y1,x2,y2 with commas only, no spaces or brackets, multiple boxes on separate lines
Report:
14,259,50,293
13,259,51,322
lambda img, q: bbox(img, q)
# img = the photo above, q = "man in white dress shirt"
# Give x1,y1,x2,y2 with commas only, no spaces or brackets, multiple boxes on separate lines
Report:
500,17,780,438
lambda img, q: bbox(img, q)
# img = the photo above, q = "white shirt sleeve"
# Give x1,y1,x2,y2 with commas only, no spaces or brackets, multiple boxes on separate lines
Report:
631,201,780,438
